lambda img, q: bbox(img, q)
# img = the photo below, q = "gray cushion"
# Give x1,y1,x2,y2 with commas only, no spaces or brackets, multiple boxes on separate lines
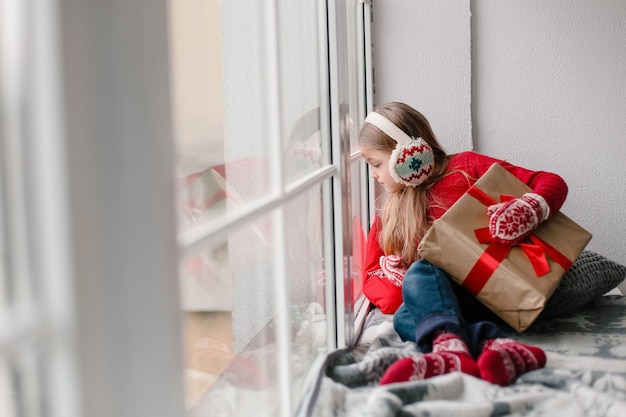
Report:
541,251,626,319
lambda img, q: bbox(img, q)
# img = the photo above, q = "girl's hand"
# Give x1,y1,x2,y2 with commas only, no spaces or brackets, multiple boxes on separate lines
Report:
487,193,549,245
379,255,408,286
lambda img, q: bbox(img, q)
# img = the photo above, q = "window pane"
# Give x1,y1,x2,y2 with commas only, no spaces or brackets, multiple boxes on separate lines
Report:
171,1,329,235
171,1,272,232
179,236,233,408
350,160,367,305
278,1,327,184
169,0,273,232
182,186,328,415
181,237,277,414
284,186,328,409
347,0,365,153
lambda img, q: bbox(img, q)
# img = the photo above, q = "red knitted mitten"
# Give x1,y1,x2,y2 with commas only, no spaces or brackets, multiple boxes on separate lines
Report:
487,193,548,245
379,255,408,287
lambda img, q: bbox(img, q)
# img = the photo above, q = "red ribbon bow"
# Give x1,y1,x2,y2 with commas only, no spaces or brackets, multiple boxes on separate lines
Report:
461,186,573,297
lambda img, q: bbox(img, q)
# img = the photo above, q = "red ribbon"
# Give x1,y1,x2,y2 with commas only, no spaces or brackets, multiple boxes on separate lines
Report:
462,186,572,296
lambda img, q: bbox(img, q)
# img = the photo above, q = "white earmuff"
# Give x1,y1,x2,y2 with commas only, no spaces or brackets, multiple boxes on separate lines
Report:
364,112,435,187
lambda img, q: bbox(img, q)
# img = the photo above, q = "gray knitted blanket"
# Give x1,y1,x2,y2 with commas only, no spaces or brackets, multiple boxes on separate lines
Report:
304,294,626,417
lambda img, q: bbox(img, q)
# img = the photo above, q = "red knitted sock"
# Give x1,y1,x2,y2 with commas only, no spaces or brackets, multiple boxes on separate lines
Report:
477,338,547,386
379,332,478,385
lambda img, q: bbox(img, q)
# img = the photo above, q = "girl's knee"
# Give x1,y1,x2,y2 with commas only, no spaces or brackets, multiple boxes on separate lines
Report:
403,260,449,294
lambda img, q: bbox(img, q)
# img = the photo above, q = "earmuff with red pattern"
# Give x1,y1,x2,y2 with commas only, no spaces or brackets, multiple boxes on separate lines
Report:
364,112,435,187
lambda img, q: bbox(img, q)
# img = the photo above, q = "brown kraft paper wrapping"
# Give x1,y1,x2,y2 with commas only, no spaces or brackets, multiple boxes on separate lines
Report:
417,163,592,332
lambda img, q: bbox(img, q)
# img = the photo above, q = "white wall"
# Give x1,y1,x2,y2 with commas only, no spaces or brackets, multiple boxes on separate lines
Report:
371,0,473,153
372,0,626,265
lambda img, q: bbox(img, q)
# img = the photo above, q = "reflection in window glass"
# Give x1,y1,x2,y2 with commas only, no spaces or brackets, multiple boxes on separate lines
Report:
284,186,328,403
277,0,325,183
170,1,328,234
179,238,234,406
168,0,230,231
172,0,367,414
350,160,368,305
183,194,327,415
346,0,365,153
284,107,324,185
179,234,235,409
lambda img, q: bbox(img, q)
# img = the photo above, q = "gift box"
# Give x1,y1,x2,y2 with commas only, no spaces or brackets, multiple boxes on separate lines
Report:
417,163,592,332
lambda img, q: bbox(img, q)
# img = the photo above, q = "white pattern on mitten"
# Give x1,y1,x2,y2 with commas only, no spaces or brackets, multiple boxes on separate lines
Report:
487,193,549,245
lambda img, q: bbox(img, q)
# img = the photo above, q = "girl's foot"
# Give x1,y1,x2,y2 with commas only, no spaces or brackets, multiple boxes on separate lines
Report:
477,338,546,386
379,332,478,385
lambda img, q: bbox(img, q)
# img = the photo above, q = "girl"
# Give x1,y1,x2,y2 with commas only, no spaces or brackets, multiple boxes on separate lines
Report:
360,102,568,386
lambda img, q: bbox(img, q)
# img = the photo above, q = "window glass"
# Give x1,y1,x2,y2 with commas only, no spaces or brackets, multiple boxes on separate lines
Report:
182,188,328,414
350,160,368,305
347,0,366,153
169,0,271,232
180,235,234,408
283,185,328,407
171,1,327,232
172,0,366,414
277,1,326,183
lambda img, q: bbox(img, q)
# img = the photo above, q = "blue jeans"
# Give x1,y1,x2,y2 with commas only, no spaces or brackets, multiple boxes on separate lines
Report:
393,259,505,358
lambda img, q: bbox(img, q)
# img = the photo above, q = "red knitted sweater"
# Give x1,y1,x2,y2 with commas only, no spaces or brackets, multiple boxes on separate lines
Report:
363,151,568,314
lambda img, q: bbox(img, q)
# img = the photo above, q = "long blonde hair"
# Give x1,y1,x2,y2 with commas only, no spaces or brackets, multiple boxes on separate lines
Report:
359,102,450,265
